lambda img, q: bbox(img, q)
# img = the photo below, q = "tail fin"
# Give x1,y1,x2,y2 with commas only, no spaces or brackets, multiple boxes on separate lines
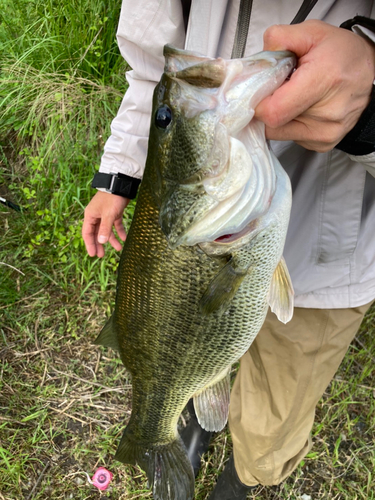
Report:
115,423,195,500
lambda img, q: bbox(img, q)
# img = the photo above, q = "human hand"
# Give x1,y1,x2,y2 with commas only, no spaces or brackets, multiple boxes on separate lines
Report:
82,191,129,258
254,20,375,152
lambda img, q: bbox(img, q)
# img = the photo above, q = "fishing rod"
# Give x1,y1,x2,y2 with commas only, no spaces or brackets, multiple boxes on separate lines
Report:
0,196,22,212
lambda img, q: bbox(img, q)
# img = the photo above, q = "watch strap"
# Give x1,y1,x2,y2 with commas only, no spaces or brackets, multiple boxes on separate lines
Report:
340,16,375,32
91,172,141,199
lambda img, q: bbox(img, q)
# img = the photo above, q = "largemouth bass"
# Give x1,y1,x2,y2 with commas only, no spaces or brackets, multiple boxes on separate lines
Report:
96,46,296,500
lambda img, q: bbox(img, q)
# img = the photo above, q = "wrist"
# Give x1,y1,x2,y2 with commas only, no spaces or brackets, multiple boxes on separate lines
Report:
91,172,141,199
336,17,375,156
335,85,375,156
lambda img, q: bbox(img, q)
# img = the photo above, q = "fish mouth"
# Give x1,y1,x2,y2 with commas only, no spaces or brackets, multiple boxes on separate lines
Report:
215,233,234,243
161,119,276,249
213,220,258,244
197,217,265,257
214,231,242,244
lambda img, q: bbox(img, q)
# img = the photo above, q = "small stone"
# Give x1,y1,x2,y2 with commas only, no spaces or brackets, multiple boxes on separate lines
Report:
75,477,84,485
22,481,33,490
300,494,312,500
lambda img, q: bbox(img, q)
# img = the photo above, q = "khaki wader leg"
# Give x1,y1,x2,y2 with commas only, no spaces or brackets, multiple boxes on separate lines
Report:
229,302,373,487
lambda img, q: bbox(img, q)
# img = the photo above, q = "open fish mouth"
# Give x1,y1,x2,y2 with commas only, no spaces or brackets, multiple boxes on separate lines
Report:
158,48,296,249
179,119,278,247
213,223,256,244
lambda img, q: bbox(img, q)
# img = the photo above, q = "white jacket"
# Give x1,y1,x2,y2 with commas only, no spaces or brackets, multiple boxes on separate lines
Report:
100,0,375,309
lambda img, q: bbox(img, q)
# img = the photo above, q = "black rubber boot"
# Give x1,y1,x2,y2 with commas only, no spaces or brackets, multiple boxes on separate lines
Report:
207,454,257,500
179,399,212,477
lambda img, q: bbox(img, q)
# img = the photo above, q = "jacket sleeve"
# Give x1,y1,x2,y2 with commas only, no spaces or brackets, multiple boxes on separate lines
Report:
335,84,375,178
335,17,375,178
99,0,186,179
346,152,375,177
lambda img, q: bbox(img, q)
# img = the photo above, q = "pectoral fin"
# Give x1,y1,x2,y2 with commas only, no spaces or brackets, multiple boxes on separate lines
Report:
193,369,231,432
199,260,247,314
269,256,294,324
94,315,119,351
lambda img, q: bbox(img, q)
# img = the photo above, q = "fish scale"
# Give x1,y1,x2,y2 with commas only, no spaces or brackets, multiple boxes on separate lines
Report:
170,113,216,181
95,45,295,500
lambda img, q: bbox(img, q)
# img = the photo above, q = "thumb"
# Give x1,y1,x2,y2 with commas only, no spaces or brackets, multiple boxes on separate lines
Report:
256,21,330,127
262,22,316,55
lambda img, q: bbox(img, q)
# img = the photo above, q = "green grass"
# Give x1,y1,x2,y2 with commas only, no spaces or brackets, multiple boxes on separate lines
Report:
1,1,375,499
0,0,124,81
1,301,374,500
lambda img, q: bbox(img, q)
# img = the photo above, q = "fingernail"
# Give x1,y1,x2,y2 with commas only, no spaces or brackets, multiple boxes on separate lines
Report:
98,235,107,244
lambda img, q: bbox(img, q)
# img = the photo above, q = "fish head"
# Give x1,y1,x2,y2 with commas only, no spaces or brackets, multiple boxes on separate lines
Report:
149,46,227,211
149,46,296,250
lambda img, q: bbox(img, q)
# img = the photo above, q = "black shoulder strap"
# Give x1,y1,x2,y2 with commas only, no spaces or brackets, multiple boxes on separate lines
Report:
181,0,192,31
290,0,319,25
232,0,319,59
231,0,253,59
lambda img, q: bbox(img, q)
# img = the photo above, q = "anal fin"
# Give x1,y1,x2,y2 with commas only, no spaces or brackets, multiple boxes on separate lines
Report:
269,256,294,324
193,369,231,432
94,315,119,351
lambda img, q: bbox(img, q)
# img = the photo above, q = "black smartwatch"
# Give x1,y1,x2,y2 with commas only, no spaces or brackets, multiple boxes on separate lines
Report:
91,172,141,199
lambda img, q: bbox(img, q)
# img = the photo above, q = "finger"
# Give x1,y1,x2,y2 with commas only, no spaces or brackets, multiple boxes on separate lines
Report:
97,216,116,245
265,119,310,142
108,232,123,252
264,119,342,152
114,218,127,242
256,21,332,127
93,223,105,258
255,66,322,127
82,217,100,257
262,22,316,55
96,242,105,259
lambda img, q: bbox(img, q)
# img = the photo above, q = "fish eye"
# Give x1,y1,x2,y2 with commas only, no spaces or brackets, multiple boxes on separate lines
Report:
155,105,172,129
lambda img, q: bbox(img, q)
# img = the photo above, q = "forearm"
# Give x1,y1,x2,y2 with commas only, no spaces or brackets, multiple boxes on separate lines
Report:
84,0,186,257
99,71,159,179
99,0,186,181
